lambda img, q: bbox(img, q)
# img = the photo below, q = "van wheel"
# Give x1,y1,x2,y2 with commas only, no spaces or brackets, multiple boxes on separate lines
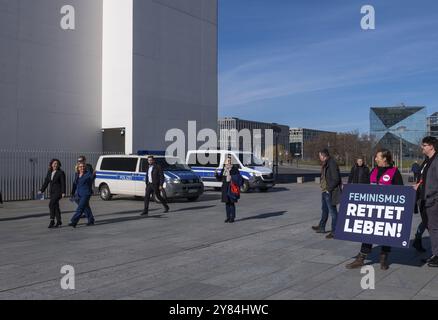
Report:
240,181,250,193
99,184,112,201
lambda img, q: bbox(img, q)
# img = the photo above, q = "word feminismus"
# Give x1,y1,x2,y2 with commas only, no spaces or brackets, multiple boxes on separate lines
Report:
349,193,406,205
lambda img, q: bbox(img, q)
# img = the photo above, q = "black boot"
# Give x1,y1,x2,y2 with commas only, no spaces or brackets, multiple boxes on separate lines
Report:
413,237,426,253
55,221,62,228
380,252,389,270
48,220,55,229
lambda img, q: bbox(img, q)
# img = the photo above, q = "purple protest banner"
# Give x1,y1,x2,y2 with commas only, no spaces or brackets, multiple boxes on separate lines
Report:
334,184,416,249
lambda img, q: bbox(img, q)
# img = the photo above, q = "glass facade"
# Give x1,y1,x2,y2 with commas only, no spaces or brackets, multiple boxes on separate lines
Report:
370,106,427,158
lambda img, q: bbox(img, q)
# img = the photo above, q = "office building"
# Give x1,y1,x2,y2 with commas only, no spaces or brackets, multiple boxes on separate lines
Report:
427,112,438,138
218,117,290,158
290,128,337,159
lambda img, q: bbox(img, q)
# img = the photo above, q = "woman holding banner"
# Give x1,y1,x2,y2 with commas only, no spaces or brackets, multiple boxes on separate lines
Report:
346,149,403,270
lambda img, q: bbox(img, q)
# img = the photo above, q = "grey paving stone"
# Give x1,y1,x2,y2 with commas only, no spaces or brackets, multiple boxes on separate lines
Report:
0,184,437,300
354,286,420,300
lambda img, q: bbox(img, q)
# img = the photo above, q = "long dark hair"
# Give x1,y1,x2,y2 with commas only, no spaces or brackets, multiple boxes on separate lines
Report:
376,149,394,166
48,159,62,171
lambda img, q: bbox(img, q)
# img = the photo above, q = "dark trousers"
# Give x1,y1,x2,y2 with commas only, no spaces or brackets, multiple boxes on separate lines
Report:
319,192,338,232
415,201,428,238
143,184,168,213
49,194,62,222
426,202,438,256
226,202,236,220
71,195,94,224
361,243,391,254
0,192,3,204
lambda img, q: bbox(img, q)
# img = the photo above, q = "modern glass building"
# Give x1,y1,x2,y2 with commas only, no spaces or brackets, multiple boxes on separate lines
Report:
370,106,427,158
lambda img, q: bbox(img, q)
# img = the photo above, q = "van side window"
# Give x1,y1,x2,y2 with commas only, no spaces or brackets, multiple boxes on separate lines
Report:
188,153,220,167
140,159,148,173
101,158,138,172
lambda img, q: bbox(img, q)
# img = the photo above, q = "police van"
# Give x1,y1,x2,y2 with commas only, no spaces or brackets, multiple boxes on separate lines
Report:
186,150,275,193
95,154,204,202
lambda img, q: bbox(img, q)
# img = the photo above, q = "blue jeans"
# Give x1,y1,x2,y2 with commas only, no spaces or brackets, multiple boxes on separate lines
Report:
71,195,94,224
319,192,338,232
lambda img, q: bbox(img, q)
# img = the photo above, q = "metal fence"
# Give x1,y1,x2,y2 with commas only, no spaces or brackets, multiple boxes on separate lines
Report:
0,150,122,202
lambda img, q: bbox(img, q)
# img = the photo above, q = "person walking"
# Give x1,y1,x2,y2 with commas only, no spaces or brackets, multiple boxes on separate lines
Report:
348,157,370,184
75,156,96,218
412,149,435,253
69,162,95,228
215,156,243,223
414,137,438,267
346,149,403,270
411,160,421,183
38,159,66,228
312,149,342,239
141,156,169,216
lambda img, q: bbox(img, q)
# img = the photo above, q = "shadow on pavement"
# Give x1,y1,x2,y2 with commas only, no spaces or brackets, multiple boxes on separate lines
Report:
173,205,217,212
87,214,168,227
0,211,75,222
237,211,288,222
266,187,289,193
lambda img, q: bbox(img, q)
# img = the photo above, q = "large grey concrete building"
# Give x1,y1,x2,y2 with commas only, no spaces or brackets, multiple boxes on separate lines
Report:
0,0,218,154
0,0,103,152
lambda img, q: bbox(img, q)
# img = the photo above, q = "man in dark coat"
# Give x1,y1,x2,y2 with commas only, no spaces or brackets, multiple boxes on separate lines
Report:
415,137,438,267
141,156,169,216
312,149,342,239
348,157,370,184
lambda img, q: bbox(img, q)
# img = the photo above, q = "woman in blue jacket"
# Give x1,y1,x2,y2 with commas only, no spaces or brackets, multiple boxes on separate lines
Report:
69,163,95,228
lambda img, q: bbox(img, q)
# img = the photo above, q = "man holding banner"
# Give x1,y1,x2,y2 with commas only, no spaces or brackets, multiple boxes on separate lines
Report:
342,149,407,270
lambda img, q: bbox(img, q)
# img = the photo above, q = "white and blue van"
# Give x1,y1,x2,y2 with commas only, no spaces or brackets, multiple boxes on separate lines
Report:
95,154,204,202
186,150,275,192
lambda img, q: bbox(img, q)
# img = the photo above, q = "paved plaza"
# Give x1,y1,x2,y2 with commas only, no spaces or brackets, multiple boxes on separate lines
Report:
0,183,437,300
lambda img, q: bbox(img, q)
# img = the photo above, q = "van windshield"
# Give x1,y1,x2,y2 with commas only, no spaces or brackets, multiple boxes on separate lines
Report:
155,158,192,172
237,153,264,167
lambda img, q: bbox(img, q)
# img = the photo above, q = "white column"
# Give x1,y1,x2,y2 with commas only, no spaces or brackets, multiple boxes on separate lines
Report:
102,0,134,154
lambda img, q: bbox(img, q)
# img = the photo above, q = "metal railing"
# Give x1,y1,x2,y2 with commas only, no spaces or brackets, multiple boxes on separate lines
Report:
0,150,122,202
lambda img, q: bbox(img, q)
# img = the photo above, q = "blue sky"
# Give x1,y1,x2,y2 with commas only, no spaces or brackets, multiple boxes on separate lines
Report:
218,0,438,133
